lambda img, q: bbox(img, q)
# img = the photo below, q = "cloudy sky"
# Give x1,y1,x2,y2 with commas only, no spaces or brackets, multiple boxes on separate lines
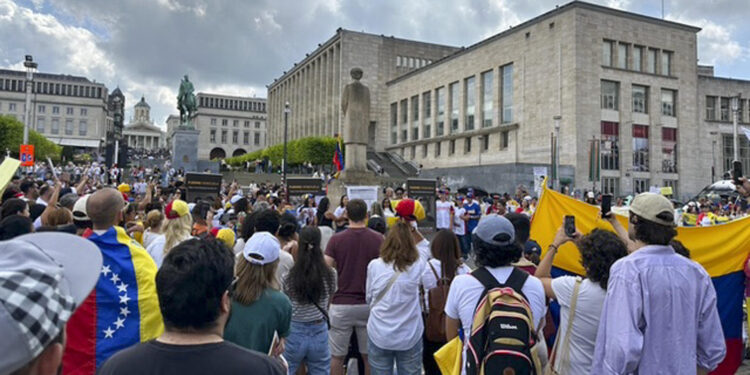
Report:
1,0,748,129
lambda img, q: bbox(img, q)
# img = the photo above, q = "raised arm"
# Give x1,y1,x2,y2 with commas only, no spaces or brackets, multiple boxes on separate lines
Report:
535,224,580,299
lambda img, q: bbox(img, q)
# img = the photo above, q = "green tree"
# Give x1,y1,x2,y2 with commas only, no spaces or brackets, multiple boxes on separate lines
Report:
0,115,62,161
224,136,341,168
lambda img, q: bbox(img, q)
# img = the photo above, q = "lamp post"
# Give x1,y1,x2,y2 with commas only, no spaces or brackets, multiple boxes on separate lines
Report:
553,115,562,190
23,55,38,145
283,102,290,199
732,94,741,163
710,131,718,183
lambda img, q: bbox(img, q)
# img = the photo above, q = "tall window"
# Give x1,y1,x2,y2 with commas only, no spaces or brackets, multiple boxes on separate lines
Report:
500,130,509,149
501,64,513,123
647,49,657,74
435,141,441,157
602,40,613,66
464,137,471,153
244,121,250,128
412,95,419,140
601,80,619,110
662,128,677,173
221,130,227,143
632,124,649,172
390,102,398,144
618,43,628,69
661,89,676,117
661,51,672,76
464,76,475,131
401,99,408,142
243,131,249,144
232,130,238,144
633,46,643,71
38,105,45,113
482,135,489,151
601,177,619,197
633,178,650,194
481,70,493,127
221,119,228,126
52,106,59,114
423,91,432,138
254,133,261,145
739,99,745,123
79,120,87,136
723,134,750,176
601,121,619,170
449,139,456,155
449,82,459,134
410,145,416,159
66,107,74,115
80,108,87,116
210,129,216,142
422,144,428,158
436,87,445,136
632,85,648,113
233,120,239,127
65,119,73,135
720,97,730,121
706,96,717,120
36,117,45,133
51,119,59,134
211,118,217,126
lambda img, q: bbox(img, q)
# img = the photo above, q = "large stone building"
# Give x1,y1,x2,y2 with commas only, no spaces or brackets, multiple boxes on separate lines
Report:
266,29,459,149
0,69,111,151
268,1,750,200
192,93,267,160
123,96,166,149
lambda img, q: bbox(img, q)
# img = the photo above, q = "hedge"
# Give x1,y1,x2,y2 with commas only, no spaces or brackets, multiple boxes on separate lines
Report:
0,115,62,161
225,136,343,167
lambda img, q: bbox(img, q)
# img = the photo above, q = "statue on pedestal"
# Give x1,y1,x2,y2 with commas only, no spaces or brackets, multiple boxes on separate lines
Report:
177,75,197,129
340,68,370,173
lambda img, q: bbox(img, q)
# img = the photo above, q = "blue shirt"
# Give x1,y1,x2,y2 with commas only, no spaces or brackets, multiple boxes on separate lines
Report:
591,245,726,374
463,201,481,234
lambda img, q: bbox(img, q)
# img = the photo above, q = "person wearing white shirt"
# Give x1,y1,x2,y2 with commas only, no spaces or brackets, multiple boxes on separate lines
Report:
444,215,546,375
366,221,426,375
435,192,453,231
452,197,469,257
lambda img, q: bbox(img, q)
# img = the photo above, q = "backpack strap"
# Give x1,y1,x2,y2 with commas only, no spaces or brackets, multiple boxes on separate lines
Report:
471,267,529,299
502,267,529,301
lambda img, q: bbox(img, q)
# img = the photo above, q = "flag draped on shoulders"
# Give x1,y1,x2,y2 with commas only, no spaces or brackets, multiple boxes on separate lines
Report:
62,226,163,374
530,184,750,374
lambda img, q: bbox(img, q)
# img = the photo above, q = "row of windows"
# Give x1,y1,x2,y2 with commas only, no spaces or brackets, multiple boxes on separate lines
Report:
705,96,748,122
390,64,514,145
601,177,679,197
600,80,677,117
35,117,88,136
600,121,677,173
395,56,433,69
399,131,512,160
602,40,672,76
209,129,261,146
0,78,104,99
199,96,266,112
0,102,90,117
209,118,263,128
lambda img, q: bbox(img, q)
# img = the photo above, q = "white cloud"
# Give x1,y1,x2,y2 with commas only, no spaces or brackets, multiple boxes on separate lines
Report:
667,14,745,66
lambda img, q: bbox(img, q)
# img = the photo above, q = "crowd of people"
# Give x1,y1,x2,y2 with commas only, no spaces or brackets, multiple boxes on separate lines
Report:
2,162,750,375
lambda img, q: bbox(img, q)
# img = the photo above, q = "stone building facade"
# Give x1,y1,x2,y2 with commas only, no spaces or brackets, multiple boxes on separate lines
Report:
123,96,165,149
266,29,459,150
0,69,110,151
193,93,267,160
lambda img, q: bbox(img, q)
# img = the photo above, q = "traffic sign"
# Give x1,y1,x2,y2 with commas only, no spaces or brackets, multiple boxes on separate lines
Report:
19,144,34,167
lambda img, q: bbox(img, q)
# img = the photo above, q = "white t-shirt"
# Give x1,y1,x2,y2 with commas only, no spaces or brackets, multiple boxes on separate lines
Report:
421,259,472,308
444,266,547,373
550,276,606,375
453,207,466,236
142,230,164,250
146,234,192,268
333,206,346,218
366,258,426,351
276,250,295,290
436,200,453,229
416,239,431,262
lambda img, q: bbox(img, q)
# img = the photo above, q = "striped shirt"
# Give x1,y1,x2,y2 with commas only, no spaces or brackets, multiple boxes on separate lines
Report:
284,270,338,322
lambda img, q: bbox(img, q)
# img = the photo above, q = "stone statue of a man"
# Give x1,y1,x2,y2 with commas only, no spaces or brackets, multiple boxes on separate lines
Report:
341,68,370,145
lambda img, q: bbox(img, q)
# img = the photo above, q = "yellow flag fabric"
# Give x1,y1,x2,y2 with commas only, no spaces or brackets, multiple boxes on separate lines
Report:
433,336,463,375
530,184,750,278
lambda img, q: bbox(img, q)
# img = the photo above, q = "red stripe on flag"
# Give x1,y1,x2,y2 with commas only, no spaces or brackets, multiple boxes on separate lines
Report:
62,289,97,375
710,338,742,375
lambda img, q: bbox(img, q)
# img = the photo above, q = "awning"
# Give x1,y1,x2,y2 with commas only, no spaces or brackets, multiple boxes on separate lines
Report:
49,137,102,148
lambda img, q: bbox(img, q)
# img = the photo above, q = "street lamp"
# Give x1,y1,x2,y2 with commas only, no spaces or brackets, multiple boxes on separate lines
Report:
553,115,562,190
23,55,38,145
731,94,741,163
710,131,718,183
283,102,290,199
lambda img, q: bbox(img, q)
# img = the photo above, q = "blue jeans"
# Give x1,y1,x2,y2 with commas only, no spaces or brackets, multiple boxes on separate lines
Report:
457,234,471,258
368,337,423,375
284,320,330,375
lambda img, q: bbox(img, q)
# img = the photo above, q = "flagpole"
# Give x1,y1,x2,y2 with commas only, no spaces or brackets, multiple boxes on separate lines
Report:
283,102,290,200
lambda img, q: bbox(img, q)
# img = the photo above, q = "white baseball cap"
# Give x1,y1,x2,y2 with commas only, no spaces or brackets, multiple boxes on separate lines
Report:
242,232,280,265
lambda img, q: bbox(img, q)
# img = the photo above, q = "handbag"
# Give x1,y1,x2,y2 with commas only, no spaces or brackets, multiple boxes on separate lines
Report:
545,277,582,375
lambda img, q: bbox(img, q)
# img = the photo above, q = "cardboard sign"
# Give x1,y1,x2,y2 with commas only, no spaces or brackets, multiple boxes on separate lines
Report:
19,145,34,167
287,177,324,196
0,157,21,198
660,186,673,196
184,172,222,203
407,178,437,231
346,185,379,212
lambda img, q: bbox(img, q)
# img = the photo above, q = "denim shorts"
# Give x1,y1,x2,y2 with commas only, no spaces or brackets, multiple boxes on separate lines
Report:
284,320,331,375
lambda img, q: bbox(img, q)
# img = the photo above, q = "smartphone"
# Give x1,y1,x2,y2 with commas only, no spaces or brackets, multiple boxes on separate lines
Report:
733,160,743,185
601,194,612,218
564,215,576,238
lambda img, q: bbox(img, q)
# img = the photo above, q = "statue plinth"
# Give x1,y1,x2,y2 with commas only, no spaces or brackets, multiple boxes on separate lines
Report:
171,128,200,172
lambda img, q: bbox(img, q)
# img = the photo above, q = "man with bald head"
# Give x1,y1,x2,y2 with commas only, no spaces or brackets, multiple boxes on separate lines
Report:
63,188,163,373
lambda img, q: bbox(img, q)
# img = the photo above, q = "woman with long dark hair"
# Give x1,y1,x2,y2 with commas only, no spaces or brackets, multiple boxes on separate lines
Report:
283,227,338,375
314,197,334,228
333,195,349,232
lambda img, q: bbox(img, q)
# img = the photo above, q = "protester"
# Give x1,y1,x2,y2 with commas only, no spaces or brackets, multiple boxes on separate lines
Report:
367,215,387,234
224,232,292,355
215,228,236,249
315,197,335,228
444,214,546,373
63,188,163,373
591,193,726,374
452,195,469,258
283,227,338,375
535,227,628,374
1,197,29,218
506,213,537,274
325,198,384,375
365,221,426,375
143,209,165,249
72,194,92,235
0,233,102,375
435,191,453,231
252,209,295,288
394,199,430,261
98,237,284,375
0,214,34,240
420,229,470,375
278,213,299,259
147,199,193,268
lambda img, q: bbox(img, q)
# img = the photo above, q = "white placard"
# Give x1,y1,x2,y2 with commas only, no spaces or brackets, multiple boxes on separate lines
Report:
533,167,548,195
346,185,379,212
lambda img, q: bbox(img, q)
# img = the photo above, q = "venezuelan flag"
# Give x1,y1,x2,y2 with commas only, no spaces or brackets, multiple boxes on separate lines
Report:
530,184,750,374
62,226,163,374
333,137,344,171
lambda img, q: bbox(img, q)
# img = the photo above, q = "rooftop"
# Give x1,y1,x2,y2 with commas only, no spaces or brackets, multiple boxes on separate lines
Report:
0,68,103,85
